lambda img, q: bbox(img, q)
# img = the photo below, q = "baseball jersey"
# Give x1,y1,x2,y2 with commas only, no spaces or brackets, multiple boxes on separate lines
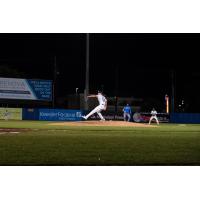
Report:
123,106,131,114
151,110,157,116
97,94,107,105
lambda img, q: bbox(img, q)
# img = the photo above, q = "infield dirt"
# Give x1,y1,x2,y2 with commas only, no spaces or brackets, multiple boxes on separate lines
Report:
49,120,157,127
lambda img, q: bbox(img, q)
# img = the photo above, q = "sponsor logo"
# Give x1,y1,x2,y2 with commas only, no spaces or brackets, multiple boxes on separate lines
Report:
39,109,82,121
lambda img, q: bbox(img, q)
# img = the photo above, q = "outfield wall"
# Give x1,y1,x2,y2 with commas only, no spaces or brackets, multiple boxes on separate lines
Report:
38,109,82,121
170,113,200,123
0,108,83,121
0,108,22,120
22,108,39,120
2,108,200,123
133,112,169,123
0,107,169,122
23,108,82,121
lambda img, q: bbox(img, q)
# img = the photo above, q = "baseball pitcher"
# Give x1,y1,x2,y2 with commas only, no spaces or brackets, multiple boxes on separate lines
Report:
82,91,107,121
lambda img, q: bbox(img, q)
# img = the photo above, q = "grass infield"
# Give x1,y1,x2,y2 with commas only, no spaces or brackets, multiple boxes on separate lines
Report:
0,120,200,166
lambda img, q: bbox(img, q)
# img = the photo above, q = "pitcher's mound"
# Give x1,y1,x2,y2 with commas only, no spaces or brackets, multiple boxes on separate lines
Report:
49,120,157,127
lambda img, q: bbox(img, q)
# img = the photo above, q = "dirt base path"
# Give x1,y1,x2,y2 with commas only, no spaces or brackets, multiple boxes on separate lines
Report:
49,120,157,127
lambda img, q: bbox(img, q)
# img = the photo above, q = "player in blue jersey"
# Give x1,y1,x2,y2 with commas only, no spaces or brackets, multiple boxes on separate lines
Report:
123,104,132,122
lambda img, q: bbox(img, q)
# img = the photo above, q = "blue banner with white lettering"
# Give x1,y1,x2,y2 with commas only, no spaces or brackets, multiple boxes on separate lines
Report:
26,79,52,101
39,109,82,121
0,78,52,101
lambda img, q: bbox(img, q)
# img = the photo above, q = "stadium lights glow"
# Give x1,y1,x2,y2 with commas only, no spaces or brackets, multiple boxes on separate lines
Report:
165,95,169,114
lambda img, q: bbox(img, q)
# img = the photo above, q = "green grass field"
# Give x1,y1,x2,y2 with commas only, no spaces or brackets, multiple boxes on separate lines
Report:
0,120,200,166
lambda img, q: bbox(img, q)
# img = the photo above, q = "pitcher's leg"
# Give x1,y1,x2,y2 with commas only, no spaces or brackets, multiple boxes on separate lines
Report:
97,111,105,120
85,105,101,119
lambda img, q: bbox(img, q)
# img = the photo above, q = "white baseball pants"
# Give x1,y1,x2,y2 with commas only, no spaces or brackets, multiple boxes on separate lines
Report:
124,113,131,121
149,116,159,124
85,104,105,120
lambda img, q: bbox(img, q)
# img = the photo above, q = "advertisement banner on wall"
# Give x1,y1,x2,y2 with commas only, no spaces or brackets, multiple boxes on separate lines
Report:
0,108,22,120
0,78,52,101
170,113,200,123
22,108,39,120
133,112,169,123
85,111,169,122
39,109,82,121
89,111,124,121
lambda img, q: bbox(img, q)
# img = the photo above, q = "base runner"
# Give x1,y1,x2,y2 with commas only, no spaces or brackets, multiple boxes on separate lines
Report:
149,108,159,125
82,91,107,121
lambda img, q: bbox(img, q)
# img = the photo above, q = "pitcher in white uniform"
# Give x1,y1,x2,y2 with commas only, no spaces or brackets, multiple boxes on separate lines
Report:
82,91,107,121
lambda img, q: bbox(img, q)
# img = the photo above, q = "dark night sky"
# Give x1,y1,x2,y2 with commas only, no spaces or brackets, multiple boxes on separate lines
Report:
0,33,200,111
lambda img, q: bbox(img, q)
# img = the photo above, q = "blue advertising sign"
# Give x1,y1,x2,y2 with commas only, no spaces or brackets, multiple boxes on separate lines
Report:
0,78,52,101
170,113,200,123
27,79,52,101
22,108,39,120
39,109,82,121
